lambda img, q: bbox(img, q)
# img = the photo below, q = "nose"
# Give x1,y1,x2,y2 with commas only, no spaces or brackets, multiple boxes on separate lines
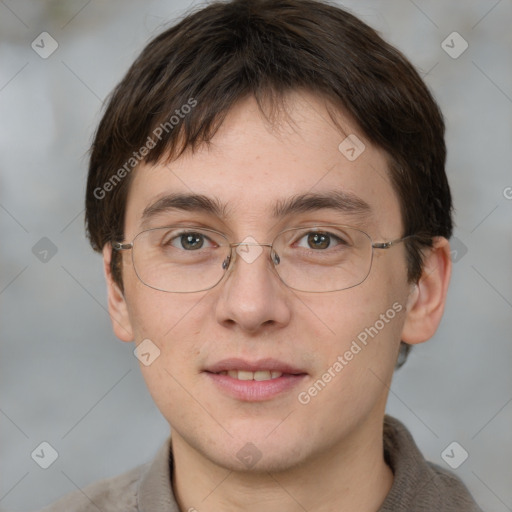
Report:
214,242,291,333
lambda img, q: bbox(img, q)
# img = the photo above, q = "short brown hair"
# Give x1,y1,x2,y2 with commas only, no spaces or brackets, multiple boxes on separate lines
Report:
85,0,453,365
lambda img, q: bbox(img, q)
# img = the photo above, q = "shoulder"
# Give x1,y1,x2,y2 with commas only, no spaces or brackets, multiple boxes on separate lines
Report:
422,461,484,512
382,416,484,512
40,437,176,512
40,462,149,512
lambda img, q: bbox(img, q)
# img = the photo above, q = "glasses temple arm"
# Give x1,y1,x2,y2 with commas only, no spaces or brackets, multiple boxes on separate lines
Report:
372,234,416,250
112,242,133,251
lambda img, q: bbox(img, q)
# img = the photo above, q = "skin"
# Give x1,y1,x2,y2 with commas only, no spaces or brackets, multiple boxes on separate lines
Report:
103,91,452,512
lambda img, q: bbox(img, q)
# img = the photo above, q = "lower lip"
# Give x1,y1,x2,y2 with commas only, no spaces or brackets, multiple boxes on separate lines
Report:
204,372,307,401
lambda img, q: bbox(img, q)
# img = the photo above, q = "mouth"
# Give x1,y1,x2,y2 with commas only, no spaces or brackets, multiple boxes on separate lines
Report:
203,358,308,401
215,369,287,381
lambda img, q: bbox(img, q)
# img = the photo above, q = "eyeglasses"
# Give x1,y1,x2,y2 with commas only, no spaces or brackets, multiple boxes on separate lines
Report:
112,225,411,293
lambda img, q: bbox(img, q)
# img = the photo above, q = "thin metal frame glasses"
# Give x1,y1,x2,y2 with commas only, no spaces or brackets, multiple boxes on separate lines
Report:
112,225,410,293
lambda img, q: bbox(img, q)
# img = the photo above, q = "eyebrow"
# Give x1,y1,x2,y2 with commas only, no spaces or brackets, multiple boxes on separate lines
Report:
141,193,228,226
140,190,372,227
273,190,371,218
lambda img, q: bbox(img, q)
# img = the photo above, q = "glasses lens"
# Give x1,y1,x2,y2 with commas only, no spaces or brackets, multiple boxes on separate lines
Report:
130,225,373,293
132,227,230,292
272,226,373,292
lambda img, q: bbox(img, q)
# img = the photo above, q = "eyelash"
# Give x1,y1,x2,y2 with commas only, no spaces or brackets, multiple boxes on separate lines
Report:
161,229,349,251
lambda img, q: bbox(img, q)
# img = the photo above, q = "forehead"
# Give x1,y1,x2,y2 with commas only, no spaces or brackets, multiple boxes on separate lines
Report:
125,92,402,237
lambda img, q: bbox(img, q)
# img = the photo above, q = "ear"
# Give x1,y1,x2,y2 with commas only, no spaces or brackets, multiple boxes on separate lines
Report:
102,244,134,342
401,237,452,345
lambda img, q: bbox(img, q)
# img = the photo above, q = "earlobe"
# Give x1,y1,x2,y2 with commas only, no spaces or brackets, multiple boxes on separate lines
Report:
401,237,452,345
102,244,134,342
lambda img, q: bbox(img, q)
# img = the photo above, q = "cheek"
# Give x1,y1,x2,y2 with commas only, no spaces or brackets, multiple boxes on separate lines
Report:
301,271,407,351
122,252,206,340
123,270,210,387
295,286,407,426
298,258,409,380
125,287,210,415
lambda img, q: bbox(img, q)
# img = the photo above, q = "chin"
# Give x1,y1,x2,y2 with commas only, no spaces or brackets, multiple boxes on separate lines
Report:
213,439,310,474
207,423,313,473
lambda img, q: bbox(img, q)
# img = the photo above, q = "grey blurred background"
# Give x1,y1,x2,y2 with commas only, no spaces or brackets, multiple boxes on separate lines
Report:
0,0,511,510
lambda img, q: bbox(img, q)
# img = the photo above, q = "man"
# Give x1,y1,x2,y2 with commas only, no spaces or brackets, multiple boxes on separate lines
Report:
44,0,483,510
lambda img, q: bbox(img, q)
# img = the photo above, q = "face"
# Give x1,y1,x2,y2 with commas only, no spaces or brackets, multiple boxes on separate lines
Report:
109,91,415,472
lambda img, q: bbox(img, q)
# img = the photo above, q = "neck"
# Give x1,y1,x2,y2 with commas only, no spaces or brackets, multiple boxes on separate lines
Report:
171,414,393,512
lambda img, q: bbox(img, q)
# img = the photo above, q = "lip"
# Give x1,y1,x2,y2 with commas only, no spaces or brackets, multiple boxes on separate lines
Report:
203,358,308,402
204,357,306,374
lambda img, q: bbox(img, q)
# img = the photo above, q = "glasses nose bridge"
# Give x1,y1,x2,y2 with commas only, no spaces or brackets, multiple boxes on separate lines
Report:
229,241,274,250
225,241,279,271
229,241,276,261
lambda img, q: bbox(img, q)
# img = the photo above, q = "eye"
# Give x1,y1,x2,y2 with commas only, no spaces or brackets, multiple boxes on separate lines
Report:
296,231,348,250
166,231,215,250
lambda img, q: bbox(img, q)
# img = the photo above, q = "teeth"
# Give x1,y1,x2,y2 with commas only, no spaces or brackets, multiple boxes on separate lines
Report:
237,370,254,381
222,370,283,381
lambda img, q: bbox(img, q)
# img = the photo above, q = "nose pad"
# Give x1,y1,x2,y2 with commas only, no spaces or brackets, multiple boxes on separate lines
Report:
222,255,231,270
221,246,279,273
